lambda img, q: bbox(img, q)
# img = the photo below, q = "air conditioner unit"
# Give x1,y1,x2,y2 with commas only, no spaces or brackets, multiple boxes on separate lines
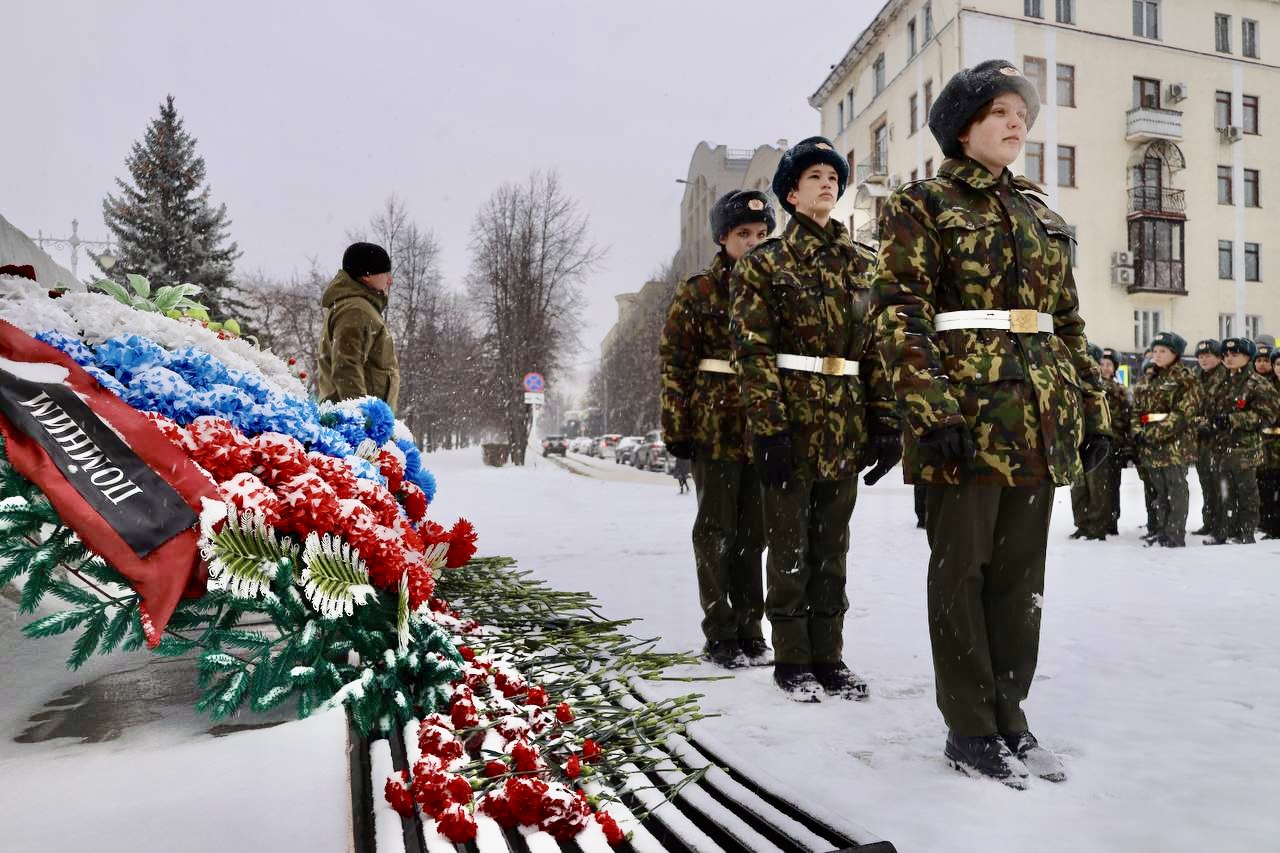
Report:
1112,267,1136,286
1221,125,1244,143
1167,82,1188,103
1112,250,1135,267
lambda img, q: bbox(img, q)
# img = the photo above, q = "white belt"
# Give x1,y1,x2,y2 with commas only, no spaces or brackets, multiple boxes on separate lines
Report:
1263,427,1280,435
935,309,1054,334
697,358,735,374
1142,413,1169,423
777,353,860,377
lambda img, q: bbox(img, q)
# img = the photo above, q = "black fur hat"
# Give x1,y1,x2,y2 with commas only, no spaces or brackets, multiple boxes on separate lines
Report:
1256,341,1273,358
1221,337,1257,359
771,136,849,215
342,242,392,279
1195,339,1222,357
1150,331,1187,357
1100,347,1122,369
929,59,1041,159
710,190,777,244
1087,343,1103,362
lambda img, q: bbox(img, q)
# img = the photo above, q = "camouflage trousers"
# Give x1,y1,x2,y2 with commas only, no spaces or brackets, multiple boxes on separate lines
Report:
1106,455,1124,533
1069,461,1111,536
1212,462,1260,541
925,483,1053,736
690,457,765,643
1259,467,1280,538
761,476,858,666
1195,449,1220,533
1146,465,1190,545
1139,466,1158,530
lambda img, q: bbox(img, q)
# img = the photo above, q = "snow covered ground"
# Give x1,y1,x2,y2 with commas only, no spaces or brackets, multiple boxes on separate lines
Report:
425,448,1280,853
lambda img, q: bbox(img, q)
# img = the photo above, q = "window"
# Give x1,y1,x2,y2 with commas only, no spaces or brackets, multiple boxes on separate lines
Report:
911,168,919,182
1133,0,1160,40
1216,13,1232,53
872,122,888,169
838,101,845,131
846,148,856,169
909,93,919,134
924,79,934,118
1025,0,1043,18
1130,219,1185,293
925,158,934,178
908,18,917,57
1243,95,1259,134
873,54,886,96
1246,242,1261,280
1219,240,1234,278
1057,64,1075,107
1216,90,1232,130
1025,57,1048,102
1248,315,1262,338
1134,310,1163,350
923,1,934,40
1244,169,1260,207
1058,145,1076,187
1218,166,1233,204
1056,0,1074,24
1220,314,1265,338
1219,314,1233,338
1025,142,1045,183
1133,77,1160,109
1243,18,1259,58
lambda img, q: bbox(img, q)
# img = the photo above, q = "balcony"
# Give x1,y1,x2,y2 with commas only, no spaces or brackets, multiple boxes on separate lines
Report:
1127,186,1186,218
1126,107,1183,142
1128,260,1187,295
856,155,888,185
855,221,879,246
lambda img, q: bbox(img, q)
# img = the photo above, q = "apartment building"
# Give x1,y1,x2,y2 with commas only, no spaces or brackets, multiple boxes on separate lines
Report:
810,0,1280,353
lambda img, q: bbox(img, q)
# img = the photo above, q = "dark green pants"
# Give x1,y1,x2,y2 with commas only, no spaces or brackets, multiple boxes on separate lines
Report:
1106,455,1124,532
1260,467,1280,538
1213,463,1259,540
1069,461,1109,536
1147,464,1189,544
761,476,858,665
926,483,1052,736
1196,449,1219,532
691,457,765,643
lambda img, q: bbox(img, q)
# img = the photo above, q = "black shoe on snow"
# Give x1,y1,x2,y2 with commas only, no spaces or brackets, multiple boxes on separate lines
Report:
1002,731,1067,783
1231,535,1256,545
738,638,773,667
812,662,869,701
1107,525,1119,535
1191,526,1211,536
1141,531,1161,544
703,640,747,669
1158,533,1185,547
1068,528,1087,539
773,663,822,703
944,732,1029,789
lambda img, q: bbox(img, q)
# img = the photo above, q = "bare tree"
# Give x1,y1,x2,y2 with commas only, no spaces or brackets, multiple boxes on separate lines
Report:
466,172,603,464
238,263,327,392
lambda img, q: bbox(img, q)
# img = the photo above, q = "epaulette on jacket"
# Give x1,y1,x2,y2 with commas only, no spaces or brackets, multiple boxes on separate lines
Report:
1011,175,1047,194
743,237,783,259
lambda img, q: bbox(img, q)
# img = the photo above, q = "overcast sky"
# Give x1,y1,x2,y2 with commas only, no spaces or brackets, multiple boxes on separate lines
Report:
6,1,877,397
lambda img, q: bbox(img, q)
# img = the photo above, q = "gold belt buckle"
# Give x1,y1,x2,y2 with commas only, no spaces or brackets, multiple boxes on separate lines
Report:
821,356,846,376
1008,309,1039,334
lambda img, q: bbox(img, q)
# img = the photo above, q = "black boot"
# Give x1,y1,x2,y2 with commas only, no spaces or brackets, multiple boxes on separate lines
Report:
944,732,1029,789
1068,528,1087,539
772,663,822,703
1191,525,1211,536
812,661,869,701
1158,532,1185,547
703,640,746,669
1230,534,1256,545
738,638,773,667
1002,730,1067,782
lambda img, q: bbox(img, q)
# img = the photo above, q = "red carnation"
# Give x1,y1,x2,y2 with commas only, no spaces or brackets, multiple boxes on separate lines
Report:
504,777,549,826
495,714,531,742
564,753,582,779
251,432,311,485
308,452,360,499
444,518,478,568
525,685,549,708
484,760,507,778
555,701,574,723
493,670,526,699
457,644,476,662
218,472,282,527
436,803,477,844
479,790,516,827
450,699,479,730
418,724,455,757
411,769,452,818
581,738,602,763
183,416,255,481
383,770,414,818
511,739,544,773
596,810,625,846
1236,397,1248,410
539,783,592,841
273,470,341,535
377,448,406,494
407,565,435,610
400,481,429,524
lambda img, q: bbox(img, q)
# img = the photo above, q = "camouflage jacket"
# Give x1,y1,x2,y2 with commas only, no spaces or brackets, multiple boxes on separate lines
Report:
1132,362,1200,468
1203,367,1280,468
872,157,1110,487
1103,379,1132,455
1266,374,1280,468
659,252,749,462
1193,366,1225,455
731,214,897,480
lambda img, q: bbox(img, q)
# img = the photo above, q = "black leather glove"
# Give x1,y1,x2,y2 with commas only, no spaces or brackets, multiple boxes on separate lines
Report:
1132,431,1148,448
753,433,793,491
1210,413,1231,432
918,423,977,464
1079,433,1111,474
860,432,903,486
666,439,695,461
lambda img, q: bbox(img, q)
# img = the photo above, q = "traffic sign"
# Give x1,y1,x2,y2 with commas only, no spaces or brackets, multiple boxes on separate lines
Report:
523,372,544,392
524,392,545,405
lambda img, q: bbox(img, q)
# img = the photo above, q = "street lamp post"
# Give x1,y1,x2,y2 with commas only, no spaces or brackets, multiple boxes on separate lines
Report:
33,219,117,281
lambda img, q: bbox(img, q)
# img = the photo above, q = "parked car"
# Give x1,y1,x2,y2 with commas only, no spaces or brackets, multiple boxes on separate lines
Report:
596,434,623,459
614,435,645,464
541,434,568,457
570,437,592,454
631,430,668,472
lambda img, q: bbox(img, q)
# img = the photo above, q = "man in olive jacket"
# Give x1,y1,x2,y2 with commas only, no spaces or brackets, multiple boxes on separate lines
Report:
317,242,401,412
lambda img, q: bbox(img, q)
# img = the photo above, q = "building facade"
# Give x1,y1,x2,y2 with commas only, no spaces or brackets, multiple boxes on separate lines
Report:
810,0,1280,354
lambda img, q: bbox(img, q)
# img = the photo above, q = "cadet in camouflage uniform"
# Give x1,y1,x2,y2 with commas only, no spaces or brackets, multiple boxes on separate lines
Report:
731,136,901,703
874,60,1110,787
1261,349,1280,538
1200,338,1280,544
659,190,776,669
1099,348,1131,534
1133,359,1160,532
1131,332,1200,547
1191,340,1225,536
1070,345,1125,539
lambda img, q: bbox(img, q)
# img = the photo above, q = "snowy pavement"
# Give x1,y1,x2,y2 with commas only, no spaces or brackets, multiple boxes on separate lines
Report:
426,447,1280,853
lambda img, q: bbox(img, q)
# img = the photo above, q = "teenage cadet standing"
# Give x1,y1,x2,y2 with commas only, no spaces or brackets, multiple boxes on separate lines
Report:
1099,348,1131,534
660,190,776,669
1261,349,1280,539
1132,332,1200,547
732,137,901,703
1133,359,1161,533
1201,338,1280,545
1191,340,1225,536
875,61,1110,787
1070,345,1117,539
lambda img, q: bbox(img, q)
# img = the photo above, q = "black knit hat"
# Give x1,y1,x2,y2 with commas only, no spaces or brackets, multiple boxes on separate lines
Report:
929,59,1041,159
342,242,392,279
1195,339,1222,356
771,136,849,215
710,190,777,244
1086,343,1103,362
1150,331,1187,357
1100,347,1122,369
1222,337,1257,359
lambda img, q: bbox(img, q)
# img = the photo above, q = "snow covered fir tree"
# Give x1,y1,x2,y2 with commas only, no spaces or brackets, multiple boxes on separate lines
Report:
101,95,243,320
